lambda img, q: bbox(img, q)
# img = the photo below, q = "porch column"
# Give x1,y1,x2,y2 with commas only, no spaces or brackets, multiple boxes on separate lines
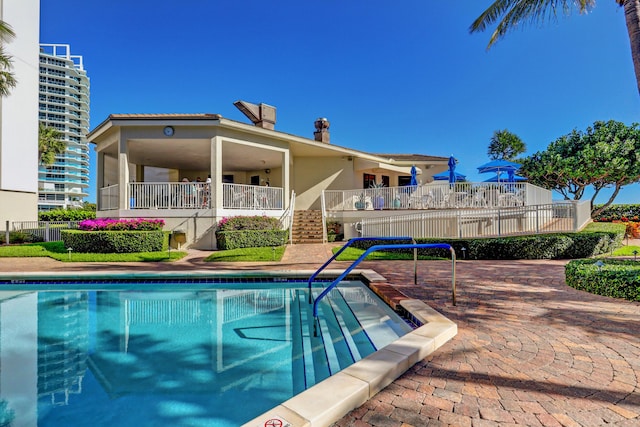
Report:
118,131,130,210
97,151,105,189
97,151,105,210
211,136,222,209
283,150,290,208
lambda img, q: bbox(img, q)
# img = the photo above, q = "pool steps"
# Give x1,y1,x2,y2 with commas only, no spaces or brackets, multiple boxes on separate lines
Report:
243,294,457,427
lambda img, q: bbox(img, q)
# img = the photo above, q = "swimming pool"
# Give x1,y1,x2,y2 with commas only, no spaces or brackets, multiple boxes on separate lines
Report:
0,276,416,427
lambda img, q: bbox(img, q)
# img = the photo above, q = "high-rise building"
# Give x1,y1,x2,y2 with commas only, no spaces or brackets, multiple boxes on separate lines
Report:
38,43,90,211
0,0,40,229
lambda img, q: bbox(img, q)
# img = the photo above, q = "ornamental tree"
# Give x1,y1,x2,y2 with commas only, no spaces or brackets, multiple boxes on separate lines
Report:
520,120,640,217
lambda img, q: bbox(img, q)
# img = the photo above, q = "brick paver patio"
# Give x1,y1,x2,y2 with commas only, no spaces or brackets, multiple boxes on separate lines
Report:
1,244,638,426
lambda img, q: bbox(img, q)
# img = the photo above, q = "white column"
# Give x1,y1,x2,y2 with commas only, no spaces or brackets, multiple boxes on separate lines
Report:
117,131,129,210
211,136,222,210
283,150,290,208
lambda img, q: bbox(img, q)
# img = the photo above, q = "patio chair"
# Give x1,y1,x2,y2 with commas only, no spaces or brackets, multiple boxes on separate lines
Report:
439,188,453,208
472,187,488,208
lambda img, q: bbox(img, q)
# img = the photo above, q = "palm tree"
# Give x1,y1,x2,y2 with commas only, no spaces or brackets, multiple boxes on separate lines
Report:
0,20,16,97
470,1,640,95
38,124,66,166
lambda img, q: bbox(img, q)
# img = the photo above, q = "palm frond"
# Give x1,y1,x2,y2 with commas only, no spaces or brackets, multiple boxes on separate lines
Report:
471,0,596,49
0,20,15,42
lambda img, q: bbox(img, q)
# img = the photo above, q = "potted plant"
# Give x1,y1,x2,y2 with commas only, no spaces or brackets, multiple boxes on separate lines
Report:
370,182,385,210
354,193,366,210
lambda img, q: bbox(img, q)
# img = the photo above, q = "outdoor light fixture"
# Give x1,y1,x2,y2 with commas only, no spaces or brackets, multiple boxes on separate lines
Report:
265,169,271,174
594,260,605,271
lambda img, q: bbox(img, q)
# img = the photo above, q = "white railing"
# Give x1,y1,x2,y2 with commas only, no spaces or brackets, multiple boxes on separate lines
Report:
359,202,582,239
99,184,119,210
100,182,284,211
10,221,80,242
279,190,296,245
222,183,283,210
324,182,551,212
129,182,211,209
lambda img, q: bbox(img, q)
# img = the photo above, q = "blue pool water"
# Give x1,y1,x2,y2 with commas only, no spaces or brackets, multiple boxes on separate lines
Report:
0,280,412,427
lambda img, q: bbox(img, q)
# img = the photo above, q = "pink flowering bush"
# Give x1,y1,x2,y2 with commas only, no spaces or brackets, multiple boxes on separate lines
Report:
78,218,164,232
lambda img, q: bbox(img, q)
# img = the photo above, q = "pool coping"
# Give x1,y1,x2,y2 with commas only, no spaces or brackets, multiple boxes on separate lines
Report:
0,268,457,427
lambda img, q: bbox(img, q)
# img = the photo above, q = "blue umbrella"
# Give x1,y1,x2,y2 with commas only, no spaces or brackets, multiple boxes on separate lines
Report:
410,165,418,186
448,156,457,184
477,159,521,174
477,159,521,183
483,172,526,182
433,171,467,181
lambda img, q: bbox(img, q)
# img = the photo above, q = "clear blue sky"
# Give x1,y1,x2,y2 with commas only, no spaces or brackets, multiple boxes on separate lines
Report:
40,0,640,204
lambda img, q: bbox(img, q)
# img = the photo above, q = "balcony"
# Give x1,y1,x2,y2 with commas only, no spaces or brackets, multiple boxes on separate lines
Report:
99,182,284,211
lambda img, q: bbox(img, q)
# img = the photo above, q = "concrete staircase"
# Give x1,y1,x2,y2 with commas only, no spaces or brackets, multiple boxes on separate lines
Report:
291,210,324,244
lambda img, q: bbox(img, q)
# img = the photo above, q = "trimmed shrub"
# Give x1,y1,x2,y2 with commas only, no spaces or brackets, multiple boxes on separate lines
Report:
216,229,288,250
215,216,286,250
592,204,640,222
217,216,281,231
8,231,44,244
61,230,166,253
39,208,96,221
566,259,640,301
349,230,622,260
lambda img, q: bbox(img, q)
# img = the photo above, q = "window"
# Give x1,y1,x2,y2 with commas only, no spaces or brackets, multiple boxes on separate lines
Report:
382,175,390,187
363,173,376,189
398,176,412,186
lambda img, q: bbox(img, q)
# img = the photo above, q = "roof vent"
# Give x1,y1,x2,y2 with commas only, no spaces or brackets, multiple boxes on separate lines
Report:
233,100,276,130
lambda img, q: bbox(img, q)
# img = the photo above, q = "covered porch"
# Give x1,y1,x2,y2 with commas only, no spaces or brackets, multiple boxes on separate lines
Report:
91,115,290,217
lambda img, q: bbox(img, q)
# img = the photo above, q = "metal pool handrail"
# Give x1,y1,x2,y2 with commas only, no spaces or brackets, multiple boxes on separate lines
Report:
312,243,456,336
307,236,417,303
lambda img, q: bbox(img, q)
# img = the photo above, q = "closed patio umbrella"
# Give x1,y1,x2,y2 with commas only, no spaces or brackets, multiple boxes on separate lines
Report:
410,165,418,186
448,156,457,184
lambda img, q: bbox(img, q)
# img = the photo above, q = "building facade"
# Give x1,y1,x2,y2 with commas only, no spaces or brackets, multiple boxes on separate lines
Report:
38,44,90,211
0,0,40,230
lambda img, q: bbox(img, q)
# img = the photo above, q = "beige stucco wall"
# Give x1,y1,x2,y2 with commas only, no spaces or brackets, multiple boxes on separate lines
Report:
0,191,38,231
292,157,355,210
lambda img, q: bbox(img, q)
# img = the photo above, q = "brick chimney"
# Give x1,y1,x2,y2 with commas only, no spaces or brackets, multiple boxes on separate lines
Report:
314,117,330,143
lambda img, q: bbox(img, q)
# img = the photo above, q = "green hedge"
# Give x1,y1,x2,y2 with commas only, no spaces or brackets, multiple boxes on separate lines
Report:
566,259,640,301
217,215,281,231
216,230,288,250
592,204,640,222
349,230,623,260
39,208,96,221
61,230,167,253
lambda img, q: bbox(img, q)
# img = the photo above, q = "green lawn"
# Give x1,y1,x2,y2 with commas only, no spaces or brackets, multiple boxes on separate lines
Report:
0,241,186,262
204,246,285,262
332,246,446,261
611,245,640,257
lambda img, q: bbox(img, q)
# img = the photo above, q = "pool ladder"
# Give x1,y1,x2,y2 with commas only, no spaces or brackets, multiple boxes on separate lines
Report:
307,236,456,336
